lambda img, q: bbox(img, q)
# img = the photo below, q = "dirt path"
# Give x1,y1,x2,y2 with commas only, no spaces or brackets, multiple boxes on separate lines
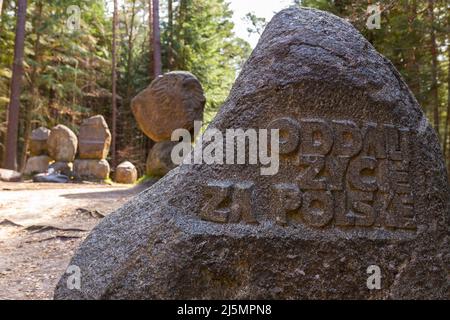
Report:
0,181,152,300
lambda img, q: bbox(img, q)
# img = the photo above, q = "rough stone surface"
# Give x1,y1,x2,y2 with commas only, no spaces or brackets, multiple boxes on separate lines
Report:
78,115,111,160
146,141,178,177
0,169,22,182
29,127,51,156
115,161,138,184
49,161,73,176
74,159,110,180
55,8,449,299
131,71,206,142
24,155,50,175
48,125,78,162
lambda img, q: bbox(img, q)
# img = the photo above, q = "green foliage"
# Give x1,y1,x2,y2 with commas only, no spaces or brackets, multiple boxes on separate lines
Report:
0,0,251,168
166,0,251,115
0,0,114,164
136,174,156,184
244,12,267,36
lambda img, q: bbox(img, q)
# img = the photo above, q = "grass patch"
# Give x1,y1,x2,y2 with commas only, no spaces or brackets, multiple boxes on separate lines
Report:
136,174,157,185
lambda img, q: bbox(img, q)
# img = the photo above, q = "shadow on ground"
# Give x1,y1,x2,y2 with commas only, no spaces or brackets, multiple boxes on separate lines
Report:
60,179,158,200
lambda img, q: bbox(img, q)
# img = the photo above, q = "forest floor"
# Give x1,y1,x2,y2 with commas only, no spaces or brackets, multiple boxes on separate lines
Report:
0,180,154,300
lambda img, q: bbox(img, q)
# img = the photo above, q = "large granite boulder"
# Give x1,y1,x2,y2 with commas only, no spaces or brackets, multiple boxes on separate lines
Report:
146,141,178,177
48,125,78,162
0,169,22,182
29,127,50,156
78,115,111,160
131,71,206,142
24,155,50,175
115,161,138,184
55,8,449,299
74,159,110,180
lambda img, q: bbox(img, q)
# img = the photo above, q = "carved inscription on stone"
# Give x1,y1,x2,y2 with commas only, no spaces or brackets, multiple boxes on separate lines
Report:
200,180,257,224
200,117,415,230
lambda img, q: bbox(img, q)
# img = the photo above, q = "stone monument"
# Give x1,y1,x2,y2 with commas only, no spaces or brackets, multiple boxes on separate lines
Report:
74,159,110,180
24,127,51,175
131,71,206,177
29,127,50,156
78,115,111,159
115,161,138,184
0,169,22,182
24,155,51,175
55,8,449,299
74,115,111,180
45,124,78,177
131,71,205,142
47,125,78,162
146,141,178,177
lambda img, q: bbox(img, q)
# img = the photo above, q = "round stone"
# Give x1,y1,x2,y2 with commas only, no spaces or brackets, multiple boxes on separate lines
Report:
47,125,78,162
131,71,206,142
115,161,138,184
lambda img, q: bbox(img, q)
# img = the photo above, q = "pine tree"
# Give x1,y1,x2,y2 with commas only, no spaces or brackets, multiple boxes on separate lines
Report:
0,0,251,170
4,0,27,170
170,0,251,115
152,0,162,77
427,0,440,141
111,0,119,167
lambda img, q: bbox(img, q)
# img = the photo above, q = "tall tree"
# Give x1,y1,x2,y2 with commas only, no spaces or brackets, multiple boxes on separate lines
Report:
111,0,118,167
20,0,44,171
427,0,440,141
406,0,421,96
4,0,27,170
445,12,450,172
148,0,153,78
0,0,7,33
167,0,174,69
0,0,250,171
171,0,251,112
125,0,137,101
445,42,450,168
152,0,162,77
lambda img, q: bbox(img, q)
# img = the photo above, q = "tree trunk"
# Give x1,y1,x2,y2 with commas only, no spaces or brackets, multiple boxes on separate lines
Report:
445,54,450,172
168,0,173,69
152,0,162,77
0,0,6,34
111,0,118,168
428,0,440,141
20,1,44,171
148,0,153,78
177,0,188,70
445,14,450,174
0,0,4,22
4,0,27,170
407,0,421,98
126,0,137,100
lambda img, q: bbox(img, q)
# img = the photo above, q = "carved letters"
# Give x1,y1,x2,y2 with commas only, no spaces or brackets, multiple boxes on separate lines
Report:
200,117,415,231
200,180,257,224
